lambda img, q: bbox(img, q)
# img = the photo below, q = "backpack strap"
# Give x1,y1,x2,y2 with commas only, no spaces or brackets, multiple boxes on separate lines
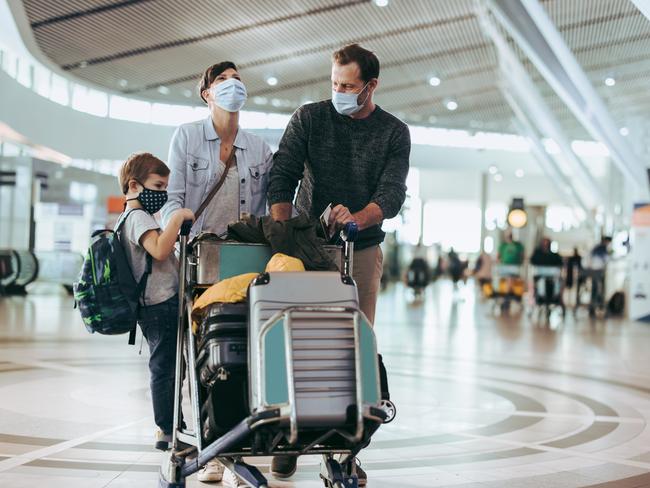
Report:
128,253,152,345
117,208,154,346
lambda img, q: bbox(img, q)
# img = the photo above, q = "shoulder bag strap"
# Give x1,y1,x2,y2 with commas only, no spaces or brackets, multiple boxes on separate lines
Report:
194,149,237,220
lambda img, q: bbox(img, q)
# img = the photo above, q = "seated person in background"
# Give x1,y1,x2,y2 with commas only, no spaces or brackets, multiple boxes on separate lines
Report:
565,247,582,289
530,237,563,267
530,237,563,301
497,230,524,266
473,251,493,287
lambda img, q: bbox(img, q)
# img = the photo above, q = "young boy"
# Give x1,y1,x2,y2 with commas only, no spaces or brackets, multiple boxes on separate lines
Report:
119,153,243,487
118,152,194,451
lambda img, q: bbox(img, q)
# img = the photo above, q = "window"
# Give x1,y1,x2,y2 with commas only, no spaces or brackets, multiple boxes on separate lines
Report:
71,84,108,117
423,201,481,253
109,95,152,123
546,205,580,232
1,49,18,78
240,111,271,129
485,203,507,231
33,64,51,98
70,181,98,203
151,103,197,126
265,112,291,129
406,167,420,198
397,195,422,245
16,58,32,88
50,73,69,106
484,236,494,253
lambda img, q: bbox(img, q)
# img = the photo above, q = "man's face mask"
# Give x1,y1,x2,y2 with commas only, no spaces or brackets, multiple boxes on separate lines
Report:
128,181,168,214
331,82,370,116
211,78,247,112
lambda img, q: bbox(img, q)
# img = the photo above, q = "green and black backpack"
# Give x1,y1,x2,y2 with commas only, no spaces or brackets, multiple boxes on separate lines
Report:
73,209,152,344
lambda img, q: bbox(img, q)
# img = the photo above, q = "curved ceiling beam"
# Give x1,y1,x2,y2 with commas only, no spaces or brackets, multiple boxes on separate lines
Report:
506,91,591,219
478,5,606,207
486,0,649,199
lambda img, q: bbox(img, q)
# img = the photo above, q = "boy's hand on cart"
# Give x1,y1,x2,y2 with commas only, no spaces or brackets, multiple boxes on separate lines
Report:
328,204,354,235
172,208,195,224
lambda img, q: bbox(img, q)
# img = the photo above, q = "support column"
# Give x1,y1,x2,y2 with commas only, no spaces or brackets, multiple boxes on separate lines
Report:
479,172,488,253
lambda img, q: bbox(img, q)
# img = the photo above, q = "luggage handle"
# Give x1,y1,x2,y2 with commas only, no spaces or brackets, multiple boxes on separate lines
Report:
340,222,358,243
340,222,358,277
180,219,194,237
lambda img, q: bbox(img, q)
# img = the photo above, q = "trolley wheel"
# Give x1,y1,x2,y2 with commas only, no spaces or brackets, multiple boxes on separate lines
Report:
380,399,397,423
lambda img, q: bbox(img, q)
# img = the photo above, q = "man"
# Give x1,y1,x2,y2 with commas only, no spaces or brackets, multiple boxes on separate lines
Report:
497,230,525,266
530,237,563,303
530,237,562,267
588,236,612,314
266,43,410,486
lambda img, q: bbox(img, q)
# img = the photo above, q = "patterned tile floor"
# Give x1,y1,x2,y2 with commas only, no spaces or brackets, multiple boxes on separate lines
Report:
0,280,649,487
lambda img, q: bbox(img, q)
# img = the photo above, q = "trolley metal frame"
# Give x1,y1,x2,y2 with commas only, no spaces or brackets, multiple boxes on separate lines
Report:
160,221,390,488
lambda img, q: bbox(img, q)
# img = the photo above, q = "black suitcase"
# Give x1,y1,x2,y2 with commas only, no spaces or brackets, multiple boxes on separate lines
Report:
200,371,249,442
196,302,248,386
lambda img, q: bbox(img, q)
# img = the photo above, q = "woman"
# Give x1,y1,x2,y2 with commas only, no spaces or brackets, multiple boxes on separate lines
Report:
162,61,273,238
161,62,272,486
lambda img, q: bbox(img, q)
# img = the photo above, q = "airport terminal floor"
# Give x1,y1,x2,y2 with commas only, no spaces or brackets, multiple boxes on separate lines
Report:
1,281,649,488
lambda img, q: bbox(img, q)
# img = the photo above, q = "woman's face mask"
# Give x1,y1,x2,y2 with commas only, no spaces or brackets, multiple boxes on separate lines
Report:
331,82,370,116
211,78,247,112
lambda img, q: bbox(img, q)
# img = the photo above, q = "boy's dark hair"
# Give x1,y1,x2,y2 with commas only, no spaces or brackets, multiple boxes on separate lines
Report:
119,152,169,195
332,44,380,83
199,61,238,103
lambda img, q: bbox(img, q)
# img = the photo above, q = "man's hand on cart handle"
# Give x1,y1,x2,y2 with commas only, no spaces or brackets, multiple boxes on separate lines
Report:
328,204,355,235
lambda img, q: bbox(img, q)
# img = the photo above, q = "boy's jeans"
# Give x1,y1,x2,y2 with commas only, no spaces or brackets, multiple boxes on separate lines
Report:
138,295,179,434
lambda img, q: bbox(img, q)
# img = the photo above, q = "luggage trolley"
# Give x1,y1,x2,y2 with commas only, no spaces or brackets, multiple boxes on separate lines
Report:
160,221,394,488
488,264,525,314
529,266,565,322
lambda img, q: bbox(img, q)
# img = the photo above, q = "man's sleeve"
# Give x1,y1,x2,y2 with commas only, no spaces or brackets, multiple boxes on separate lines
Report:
161,126,186,228
267,107,309,205
370,124,411,219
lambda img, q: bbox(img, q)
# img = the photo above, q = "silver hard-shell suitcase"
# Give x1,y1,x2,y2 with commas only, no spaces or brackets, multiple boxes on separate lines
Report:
248,271,359,426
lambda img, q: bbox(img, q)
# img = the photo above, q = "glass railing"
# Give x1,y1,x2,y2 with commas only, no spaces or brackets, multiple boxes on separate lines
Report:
0,42,295,130
0,33,612,161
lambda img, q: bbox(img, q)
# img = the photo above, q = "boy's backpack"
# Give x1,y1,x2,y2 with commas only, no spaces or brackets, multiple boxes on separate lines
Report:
73,209,152,344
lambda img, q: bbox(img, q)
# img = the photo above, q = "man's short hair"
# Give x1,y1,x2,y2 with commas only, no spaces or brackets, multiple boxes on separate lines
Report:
332,44,380,83
118,152,169,195
199,61,238,103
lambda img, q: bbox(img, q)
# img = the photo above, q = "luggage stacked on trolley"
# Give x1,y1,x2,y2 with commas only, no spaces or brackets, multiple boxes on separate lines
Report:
529,266,566,322
160,221,394,488
484,264,525,314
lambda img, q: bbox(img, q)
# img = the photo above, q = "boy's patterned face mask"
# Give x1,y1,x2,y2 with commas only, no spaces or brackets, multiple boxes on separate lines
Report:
127,181,168,214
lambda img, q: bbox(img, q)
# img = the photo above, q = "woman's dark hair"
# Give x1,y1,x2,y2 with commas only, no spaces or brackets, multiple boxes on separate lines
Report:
199,61,238,103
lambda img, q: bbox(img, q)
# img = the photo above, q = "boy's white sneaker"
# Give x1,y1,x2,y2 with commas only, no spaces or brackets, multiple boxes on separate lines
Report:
196,459,225,482
222,468,248,487
154,429,172,451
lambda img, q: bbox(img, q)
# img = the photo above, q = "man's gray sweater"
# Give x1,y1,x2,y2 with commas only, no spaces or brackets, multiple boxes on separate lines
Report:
267,100,411,250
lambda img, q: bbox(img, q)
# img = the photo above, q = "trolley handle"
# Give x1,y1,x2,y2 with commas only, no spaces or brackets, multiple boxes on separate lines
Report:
340,221,358,243
340,222,358,277
180,219,193,237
